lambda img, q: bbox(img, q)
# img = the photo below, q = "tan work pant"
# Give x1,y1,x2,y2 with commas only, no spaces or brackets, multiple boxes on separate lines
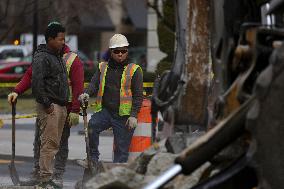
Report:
36,103,67,182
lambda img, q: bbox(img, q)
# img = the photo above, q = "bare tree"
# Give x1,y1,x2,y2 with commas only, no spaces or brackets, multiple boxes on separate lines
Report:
0,0,55,43
104,0,135,33
0,0,139,44
0,0,10,22
0,0,34,43
0,0,106,43
50,0,105,29
147,0,175,33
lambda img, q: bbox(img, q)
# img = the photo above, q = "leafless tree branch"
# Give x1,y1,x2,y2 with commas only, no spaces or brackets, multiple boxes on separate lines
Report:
0,0,31,42
147,0,175,34
0,21,16,42
0,0,11,22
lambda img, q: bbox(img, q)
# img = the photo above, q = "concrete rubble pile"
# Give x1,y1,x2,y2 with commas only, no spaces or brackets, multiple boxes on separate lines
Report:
80,132,211,189
0,186,33,189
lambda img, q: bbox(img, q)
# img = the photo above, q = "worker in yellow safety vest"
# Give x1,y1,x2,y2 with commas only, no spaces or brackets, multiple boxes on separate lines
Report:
78,34,143,164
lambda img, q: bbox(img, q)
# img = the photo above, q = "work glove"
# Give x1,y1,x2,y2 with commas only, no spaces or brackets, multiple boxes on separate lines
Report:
126,117,138,130
78,93,90,103
68,112,79,127
7,92,18,105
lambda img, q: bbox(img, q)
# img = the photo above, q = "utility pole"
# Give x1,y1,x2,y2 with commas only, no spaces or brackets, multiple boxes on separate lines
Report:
32,0,38,55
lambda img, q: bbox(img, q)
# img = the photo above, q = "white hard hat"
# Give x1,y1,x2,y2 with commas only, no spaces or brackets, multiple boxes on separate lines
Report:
109,34,129,49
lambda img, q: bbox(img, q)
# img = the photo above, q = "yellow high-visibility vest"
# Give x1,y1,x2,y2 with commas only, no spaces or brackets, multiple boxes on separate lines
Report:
63,52,77,102
94,62,141,116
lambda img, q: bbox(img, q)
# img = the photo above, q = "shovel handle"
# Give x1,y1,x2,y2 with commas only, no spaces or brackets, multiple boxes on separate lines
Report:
80,100,88,116
80,100,92,169
11,101,17,162
12,100,17,116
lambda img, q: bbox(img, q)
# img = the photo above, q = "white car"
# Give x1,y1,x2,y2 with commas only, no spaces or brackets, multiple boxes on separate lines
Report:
0,45,29,62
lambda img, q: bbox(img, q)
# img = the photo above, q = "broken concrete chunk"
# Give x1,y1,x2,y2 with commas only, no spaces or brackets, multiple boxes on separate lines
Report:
165,133,187,154
0,187,34,189
128,139,167,174
85,167,145,189
146,152,177,176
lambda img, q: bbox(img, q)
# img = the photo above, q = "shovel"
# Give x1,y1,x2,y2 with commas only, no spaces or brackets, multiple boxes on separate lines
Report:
80,100,94,184
8,101,20,185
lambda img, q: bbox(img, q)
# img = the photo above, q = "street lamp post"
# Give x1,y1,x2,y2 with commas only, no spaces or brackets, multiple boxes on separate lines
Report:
32,0,38,55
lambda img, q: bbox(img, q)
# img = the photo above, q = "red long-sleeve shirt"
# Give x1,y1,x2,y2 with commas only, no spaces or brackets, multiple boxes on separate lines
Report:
14,66,32,94
14,45,84,113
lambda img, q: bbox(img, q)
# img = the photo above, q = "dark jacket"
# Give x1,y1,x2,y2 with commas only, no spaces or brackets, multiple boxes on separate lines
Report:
86,58,143,118
32,44,69,108
14,45,84,113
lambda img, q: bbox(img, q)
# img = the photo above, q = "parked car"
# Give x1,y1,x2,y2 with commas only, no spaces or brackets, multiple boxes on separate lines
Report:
19,50,95,81
20,50,95,71
0,61,31,82
0,45,29,62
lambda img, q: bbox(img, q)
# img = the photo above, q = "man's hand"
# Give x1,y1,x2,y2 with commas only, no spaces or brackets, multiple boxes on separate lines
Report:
78,93,89,103
7,92,18,105
45,104,54,114
68,112,79,127
126,117,138,130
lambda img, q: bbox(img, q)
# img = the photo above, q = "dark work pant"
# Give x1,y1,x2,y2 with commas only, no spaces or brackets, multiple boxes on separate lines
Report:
33,116,70,176
88,108,134,163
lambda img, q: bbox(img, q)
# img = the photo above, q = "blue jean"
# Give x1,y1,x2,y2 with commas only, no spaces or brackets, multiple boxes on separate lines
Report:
88,108,134,163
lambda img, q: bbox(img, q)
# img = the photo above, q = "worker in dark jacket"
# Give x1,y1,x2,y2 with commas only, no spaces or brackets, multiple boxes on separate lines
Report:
32,22,68,188
79,34,143,164
7,44,84,187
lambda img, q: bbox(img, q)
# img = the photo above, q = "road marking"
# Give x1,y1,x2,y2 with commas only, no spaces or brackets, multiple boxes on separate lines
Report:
0,159,24,164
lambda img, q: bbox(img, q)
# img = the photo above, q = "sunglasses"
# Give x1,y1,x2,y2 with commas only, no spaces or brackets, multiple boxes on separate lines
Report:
112,49,128,54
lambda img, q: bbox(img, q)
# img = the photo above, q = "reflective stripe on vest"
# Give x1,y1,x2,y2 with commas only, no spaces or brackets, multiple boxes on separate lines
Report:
119,63,140,115
63,52,77,102
94,62,141,116
94,62,108,112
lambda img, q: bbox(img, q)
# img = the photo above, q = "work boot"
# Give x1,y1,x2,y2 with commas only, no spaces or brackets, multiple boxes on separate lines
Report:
21,169,40,186
52,173,63,188
76,159,88,169
76,159,102,174
35,179,62,189
91,160,102,175
82,160,101,184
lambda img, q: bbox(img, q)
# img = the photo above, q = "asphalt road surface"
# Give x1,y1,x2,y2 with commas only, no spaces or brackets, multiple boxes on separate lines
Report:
0,154,84,188
0,115,114,188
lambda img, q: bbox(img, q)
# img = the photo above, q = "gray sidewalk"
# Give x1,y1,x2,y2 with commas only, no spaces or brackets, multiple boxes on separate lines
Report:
0,113,93,126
